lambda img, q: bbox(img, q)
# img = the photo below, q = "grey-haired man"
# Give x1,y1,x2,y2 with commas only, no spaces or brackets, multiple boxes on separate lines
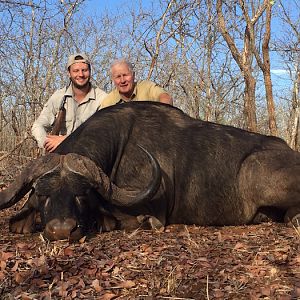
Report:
32,53,107,152
100,58,173,109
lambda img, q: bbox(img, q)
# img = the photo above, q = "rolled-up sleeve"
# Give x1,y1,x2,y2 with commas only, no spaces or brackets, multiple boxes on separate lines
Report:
31,96,57,148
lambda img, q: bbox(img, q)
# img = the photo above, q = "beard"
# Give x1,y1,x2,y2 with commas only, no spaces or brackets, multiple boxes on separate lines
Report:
70,77,91,90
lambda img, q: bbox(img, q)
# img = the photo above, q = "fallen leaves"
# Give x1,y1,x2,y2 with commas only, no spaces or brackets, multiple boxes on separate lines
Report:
118,280,136,289
91,278,102,292
0,210,299,299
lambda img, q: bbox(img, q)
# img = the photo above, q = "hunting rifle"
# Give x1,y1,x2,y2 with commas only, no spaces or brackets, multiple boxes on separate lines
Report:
50,84,70,135
51,96,67,135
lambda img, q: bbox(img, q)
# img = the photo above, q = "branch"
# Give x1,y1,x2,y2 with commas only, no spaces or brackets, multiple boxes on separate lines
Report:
239,0,269,70
0,135,31,162
0,0,38,7
147,0,176,79
216,0,244,70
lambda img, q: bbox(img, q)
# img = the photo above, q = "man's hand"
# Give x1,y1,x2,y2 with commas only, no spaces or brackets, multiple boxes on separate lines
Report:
44,135,66,152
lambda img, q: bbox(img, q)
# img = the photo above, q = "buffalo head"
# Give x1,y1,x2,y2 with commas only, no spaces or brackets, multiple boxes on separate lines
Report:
0,148,161,241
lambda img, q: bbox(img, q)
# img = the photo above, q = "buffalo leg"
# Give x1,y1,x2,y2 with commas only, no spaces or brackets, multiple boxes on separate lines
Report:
239,150,300,226
112,210,163,230
252,207,285,224
136,215,164,230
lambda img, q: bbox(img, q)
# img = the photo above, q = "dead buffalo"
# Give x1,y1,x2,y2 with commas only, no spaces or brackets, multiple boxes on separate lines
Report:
0,101,300,241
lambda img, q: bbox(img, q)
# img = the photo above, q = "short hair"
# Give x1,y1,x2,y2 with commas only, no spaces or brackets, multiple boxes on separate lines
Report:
110,58,134,75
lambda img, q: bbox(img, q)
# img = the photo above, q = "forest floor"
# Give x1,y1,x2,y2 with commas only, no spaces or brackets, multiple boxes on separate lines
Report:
0,206,300,300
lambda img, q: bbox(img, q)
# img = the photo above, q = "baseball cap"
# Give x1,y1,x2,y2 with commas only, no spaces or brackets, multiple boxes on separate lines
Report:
67,53,90,69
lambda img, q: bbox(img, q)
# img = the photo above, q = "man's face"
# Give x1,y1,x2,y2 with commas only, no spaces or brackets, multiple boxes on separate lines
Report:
111,63,135,98
69,62,91,89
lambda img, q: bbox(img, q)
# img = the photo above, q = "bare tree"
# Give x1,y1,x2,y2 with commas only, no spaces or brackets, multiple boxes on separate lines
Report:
275,0,300,149
145,0,176,79
289,71,300,150
217,0,276,133
0,0,86,157
239,0,277,135
217,1,252,132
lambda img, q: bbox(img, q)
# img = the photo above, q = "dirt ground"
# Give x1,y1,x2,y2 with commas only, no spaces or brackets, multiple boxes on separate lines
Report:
0,204,299,300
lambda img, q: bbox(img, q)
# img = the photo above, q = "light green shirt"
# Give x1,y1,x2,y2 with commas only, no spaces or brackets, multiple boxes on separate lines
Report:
32,83,107,148
100,80,168,108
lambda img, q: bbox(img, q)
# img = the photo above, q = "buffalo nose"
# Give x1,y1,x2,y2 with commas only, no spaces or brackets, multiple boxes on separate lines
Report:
44,218,79,241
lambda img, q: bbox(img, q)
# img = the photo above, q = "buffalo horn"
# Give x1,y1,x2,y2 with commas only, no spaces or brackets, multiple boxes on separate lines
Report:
63,146,161,206
0,153,62,209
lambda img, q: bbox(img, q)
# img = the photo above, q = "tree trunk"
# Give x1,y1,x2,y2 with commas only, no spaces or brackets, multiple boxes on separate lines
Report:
244,72,257,132
263,71,277,135
261,1,278,136
289,71,300,150
204,0,213,122
217,0,258,132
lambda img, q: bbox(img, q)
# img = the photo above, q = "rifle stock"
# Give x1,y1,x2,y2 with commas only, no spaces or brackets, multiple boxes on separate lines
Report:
51,106,66,135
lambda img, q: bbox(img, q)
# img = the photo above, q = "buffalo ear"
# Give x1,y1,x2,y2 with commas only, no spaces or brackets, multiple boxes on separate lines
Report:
9,192,41,234
9,207,38,234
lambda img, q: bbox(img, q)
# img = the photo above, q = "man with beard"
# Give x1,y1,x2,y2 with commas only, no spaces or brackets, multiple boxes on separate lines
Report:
32,53,107,152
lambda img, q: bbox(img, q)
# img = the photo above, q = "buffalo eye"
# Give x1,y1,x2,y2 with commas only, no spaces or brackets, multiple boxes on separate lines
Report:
33,195,49,209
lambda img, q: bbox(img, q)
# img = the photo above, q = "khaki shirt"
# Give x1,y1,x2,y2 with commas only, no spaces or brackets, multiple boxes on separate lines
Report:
100,80,168,108
32,83,107,148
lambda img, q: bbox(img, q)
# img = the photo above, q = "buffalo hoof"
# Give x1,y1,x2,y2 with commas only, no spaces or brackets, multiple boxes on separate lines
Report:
136,215,164,230
252,212,273,224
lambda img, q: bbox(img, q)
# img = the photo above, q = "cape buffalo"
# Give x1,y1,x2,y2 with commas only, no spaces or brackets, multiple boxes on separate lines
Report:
0,101,300,241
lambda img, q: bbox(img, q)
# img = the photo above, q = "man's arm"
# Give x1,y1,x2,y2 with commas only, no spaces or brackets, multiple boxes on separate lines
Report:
31,101,56,148
31,90,65,149
144,80,173,105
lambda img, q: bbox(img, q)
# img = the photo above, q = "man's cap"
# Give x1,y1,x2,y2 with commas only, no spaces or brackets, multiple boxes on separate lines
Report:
67,53,90,69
